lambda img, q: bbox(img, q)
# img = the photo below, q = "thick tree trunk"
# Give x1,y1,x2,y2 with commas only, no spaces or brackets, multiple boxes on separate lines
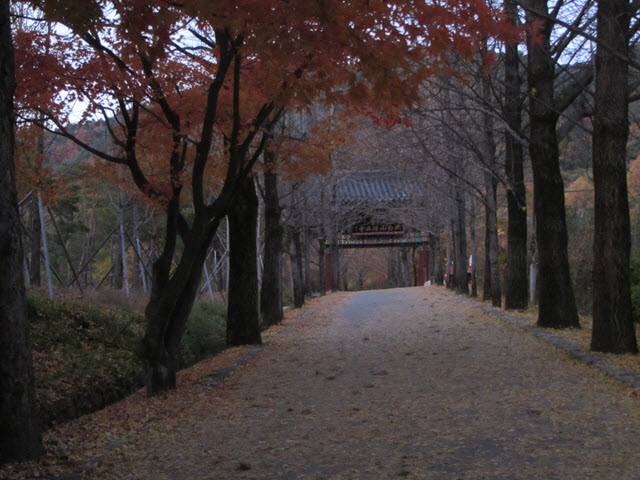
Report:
227,177,261,346
526,0,579,328
29,197,41,286
143,231,211,393
260,167,284,327
503,0,528,310
143,178,260,395
0,2,43,459
590,0,637,353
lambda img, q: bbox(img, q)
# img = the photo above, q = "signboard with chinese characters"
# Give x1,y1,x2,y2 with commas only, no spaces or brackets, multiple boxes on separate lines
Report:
350,223,404,236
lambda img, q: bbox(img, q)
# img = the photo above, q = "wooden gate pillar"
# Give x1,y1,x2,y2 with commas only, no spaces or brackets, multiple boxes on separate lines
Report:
418,243,429,285
324,249,333,292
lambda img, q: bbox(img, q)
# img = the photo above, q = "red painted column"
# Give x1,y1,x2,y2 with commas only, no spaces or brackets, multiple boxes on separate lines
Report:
324,249,333,292
418,247,428,285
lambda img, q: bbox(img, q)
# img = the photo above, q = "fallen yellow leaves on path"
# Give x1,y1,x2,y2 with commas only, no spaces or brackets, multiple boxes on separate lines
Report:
4,287,640,479
0,294,344,480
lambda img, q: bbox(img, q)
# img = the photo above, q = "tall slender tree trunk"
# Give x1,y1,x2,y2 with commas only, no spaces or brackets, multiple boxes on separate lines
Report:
0,2,43,459
303,228,312,295
485,175,501,307
590,0,637,353
331,242,340,291
431,232,443,285
79,231,93,287
289,228,305,308
132,202,142,290
526,0,579,328
453,173,468,295
480,66,501,308
412,247,418,286
111,193,124,289
428,234,435,284
227,176,261,346
341,262,349,291
503,0,528,309
328,181,340,291
302,197,312,296
318,237,326,295
260,164,284,328
483,208,492,302
445,227,453,289
78,198,96,287
29,197,41,286
483,174,501,306
470,197,478,297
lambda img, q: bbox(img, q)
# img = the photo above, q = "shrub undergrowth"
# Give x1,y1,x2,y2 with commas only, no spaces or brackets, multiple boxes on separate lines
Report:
27,292,227,429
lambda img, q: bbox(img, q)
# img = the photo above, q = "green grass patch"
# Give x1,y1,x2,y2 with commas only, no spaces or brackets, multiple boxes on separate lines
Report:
178,301,227,369
27,293,227,429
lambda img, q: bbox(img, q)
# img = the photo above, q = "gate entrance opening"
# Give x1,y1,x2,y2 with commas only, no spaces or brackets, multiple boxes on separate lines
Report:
324,171,430,292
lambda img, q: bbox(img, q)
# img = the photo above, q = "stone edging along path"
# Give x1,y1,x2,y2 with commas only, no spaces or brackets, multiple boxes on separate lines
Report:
440,289,640,391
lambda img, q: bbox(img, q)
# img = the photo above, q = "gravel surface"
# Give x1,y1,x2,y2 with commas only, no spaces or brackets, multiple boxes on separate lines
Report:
88,286,640,479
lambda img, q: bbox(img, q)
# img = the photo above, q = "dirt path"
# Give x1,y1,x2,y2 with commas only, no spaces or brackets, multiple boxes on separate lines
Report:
80,287,640,478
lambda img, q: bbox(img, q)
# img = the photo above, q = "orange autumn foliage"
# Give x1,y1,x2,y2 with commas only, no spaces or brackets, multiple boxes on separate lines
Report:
565,175,594,209
14,0,514,206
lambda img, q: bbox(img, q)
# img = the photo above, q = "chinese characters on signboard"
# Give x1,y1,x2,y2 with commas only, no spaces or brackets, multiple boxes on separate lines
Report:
350,223,404,236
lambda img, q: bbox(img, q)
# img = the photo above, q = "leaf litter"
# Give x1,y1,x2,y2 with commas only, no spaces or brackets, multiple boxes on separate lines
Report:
4,287,640,479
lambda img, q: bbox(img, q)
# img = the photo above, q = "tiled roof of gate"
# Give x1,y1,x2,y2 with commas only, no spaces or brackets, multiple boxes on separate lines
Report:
335,172,422,203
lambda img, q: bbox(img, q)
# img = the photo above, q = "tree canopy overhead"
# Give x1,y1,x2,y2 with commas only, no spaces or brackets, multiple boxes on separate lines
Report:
12,0,515,395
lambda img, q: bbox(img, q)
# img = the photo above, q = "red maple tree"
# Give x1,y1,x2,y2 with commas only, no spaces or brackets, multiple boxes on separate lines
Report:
15,0,511,394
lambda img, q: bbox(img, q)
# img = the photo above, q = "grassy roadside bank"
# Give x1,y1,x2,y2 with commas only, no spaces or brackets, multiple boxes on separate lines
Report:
27,292,226,430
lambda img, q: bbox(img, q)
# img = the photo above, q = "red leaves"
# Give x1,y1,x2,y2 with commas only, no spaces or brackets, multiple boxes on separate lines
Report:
528,19,547,47
15,0,517,205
